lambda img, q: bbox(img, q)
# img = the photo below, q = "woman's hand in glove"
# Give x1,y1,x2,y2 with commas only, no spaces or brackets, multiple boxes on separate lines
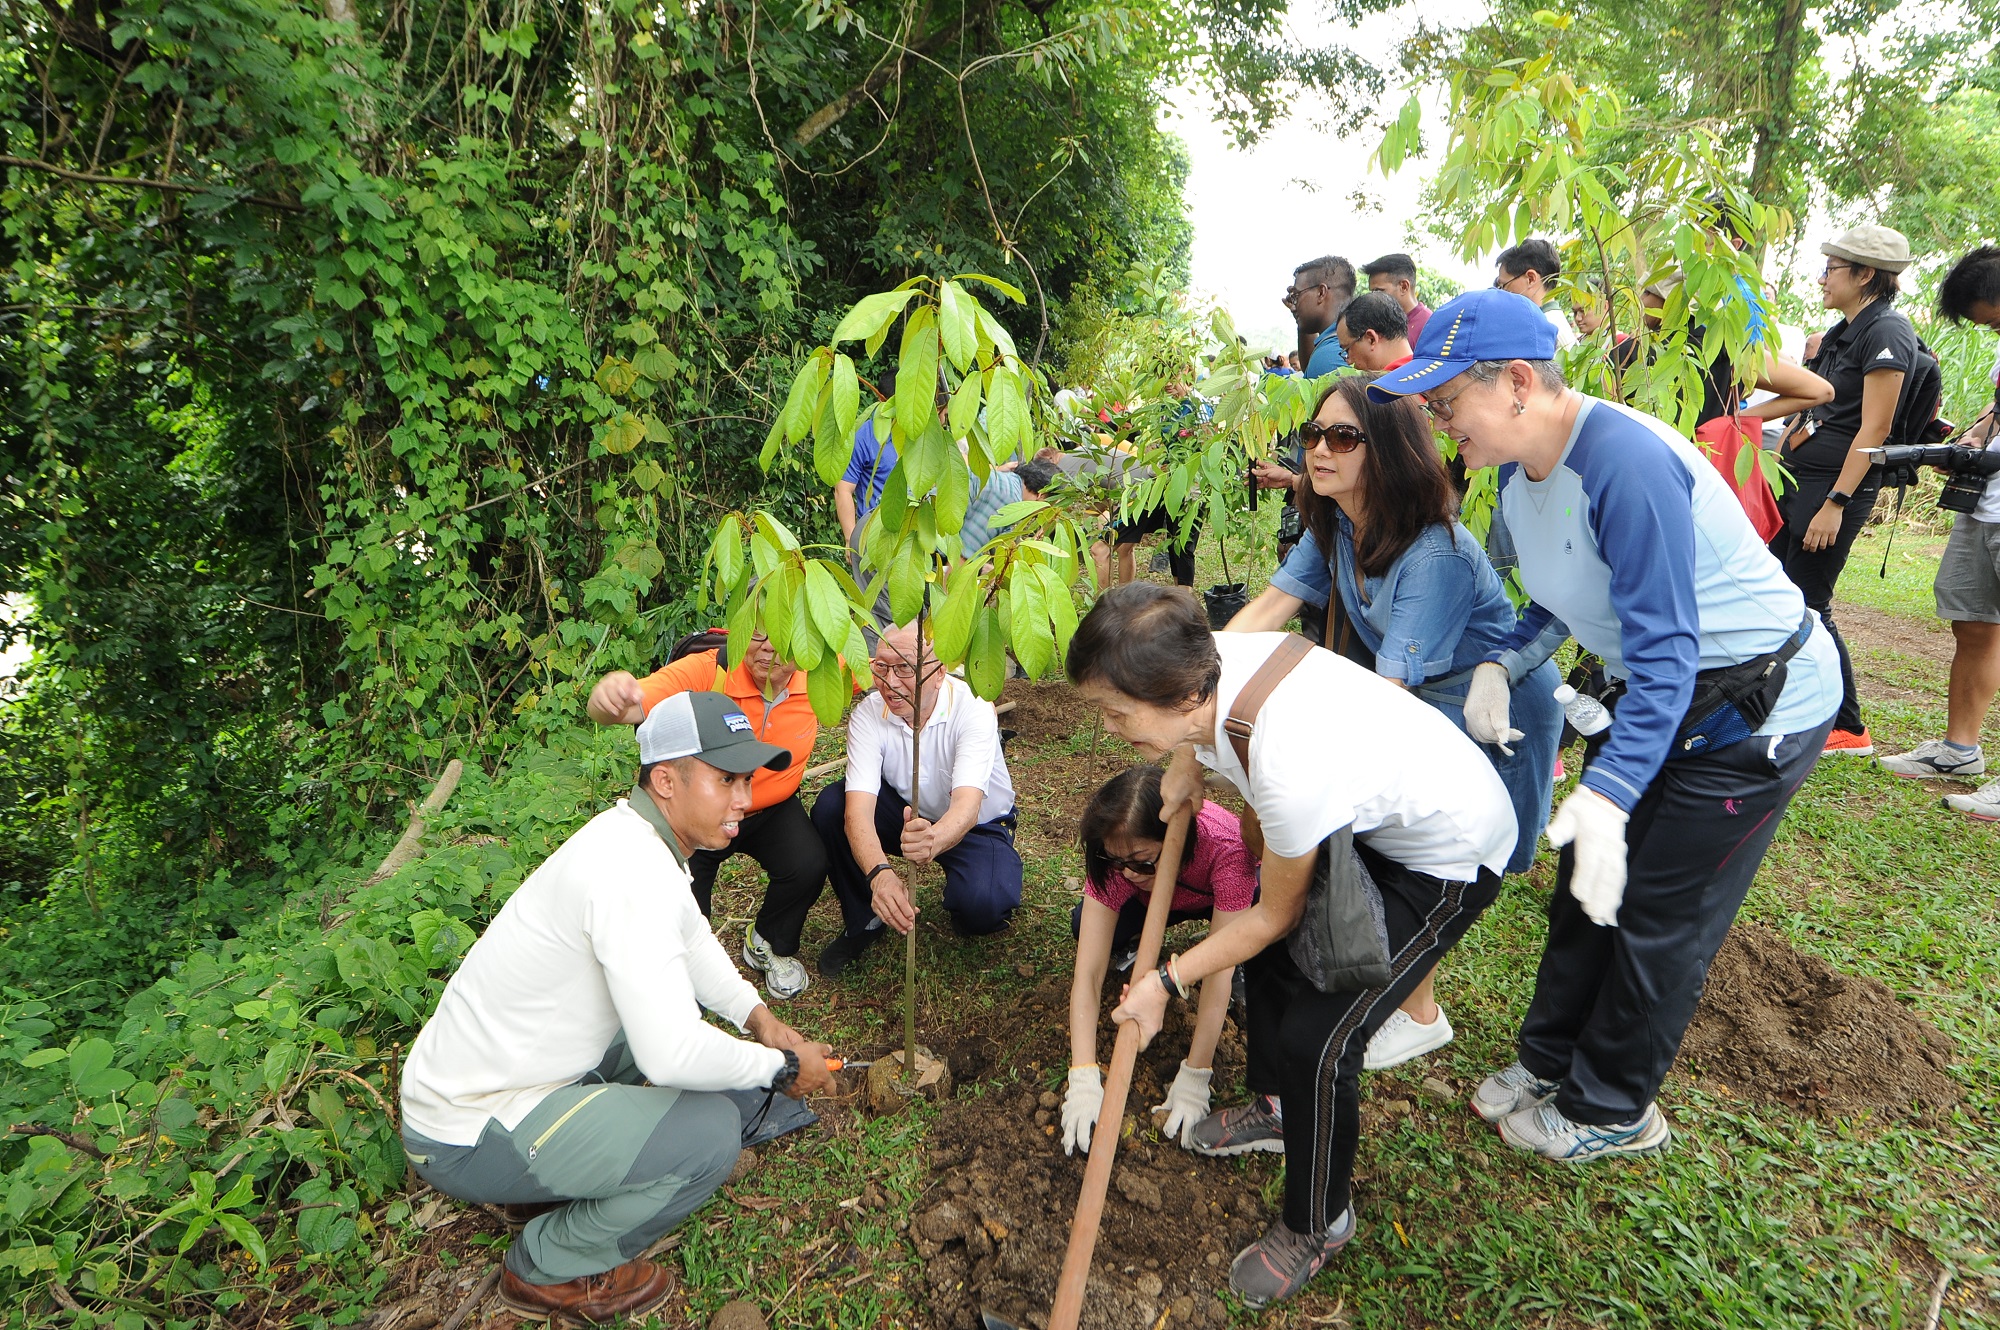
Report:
1060,1066,1104,1156
1463,662,1525,755
1153,1061,1213,1147
1545,785,1630,927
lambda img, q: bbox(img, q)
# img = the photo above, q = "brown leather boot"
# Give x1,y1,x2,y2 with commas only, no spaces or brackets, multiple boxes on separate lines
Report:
498,1201,565,1233
499,1259,674,1324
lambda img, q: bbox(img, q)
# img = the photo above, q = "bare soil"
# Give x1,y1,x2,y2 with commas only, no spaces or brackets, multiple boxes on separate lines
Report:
1679,922,1960,1122
911,973,1269,1330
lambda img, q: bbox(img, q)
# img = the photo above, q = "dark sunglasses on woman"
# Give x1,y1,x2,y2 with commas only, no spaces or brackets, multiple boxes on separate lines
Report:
1301,421,1368,454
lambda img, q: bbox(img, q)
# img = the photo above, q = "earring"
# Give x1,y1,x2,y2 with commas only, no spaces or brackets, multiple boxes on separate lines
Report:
1513,399,1526,415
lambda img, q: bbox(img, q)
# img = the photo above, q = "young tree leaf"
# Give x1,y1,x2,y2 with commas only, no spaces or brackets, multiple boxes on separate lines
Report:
807,651,849,724
966,604,1006,698
955,273,1026,304
1008,565,1055,677
932,560,983,662
987,499,1049,527
894,306,940,446
804,559,850,644
830,353,860,442
935,453,970,536
948,372,982,437
939,280,977,371
886,534,928,626
833,289,919,345
779,354,830,446
813,388,852,486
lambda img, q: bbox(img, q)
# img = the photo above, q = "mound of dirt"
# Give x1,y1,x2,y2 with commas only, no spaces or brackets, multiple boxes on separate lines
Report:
913,978,1271,1330
1000,679,1099,743
1678,923,1959,1121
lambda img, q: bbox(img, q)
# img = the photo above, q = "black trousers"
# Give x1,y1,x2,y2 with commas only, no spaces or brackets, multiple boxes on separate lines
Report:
1069,898,1205,951
809,783,1023,936
1769,473,1879,732
1112,505,1198,587
1519,719,1832,1123
686,795,828,957
1242,854,1501,1234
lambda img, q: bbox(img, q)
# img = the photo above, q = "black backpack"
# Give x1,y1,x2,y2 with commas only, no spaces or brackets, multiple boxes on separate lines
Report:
1889,336,1949,447
667,627,730,667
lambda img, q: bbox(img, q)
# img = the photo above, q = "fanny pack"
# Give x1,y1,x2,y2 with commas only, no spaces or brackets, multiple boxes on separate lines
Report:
1593,611,1815,760
1226,634,1393,992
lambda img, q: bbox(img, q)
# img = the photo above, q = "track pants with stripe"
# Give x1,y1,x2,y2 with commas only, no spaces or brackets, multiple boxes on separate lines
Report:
1245,851,1502,1234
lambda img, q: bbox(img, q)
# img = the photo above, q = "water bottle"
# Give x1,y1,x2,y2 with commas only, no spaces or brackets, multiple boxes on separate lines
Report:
1553,684,1611,737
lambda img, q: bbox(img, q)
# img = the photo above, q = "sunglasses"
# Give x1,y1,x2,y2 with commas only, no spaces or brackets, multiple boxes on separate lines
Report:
1301,421,1367,453
1103,853,1159,876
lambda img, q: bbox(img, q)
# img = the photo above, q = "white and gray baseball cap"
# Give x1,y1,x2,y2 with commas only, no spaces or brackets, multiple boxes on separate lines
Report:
636,691,791,774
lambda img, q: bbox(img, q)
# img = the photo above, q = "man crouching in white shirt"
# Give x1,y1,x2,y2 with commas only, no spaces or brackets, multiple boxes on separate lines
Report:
398,692,834,1324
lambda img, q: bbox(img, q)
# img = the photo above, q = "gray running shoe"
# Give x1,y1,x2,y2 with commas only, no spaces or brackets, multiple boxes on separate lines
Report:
1188,1095,1285,1156
1228,1208,1355,1310
1944,776,2000,822
741,927,810,999
1878,740,1985,778
1496,1100,1672,1161
1471,1061,1561,1123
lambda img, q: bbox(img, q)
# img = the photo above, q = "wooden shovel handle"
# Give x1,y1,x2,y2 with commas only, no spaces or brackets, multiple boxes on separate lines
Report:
1047,804,1195,1330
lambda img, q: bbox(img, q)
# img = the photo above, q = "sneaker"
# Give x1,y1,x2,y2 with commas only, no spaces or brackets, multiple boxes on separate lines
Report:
1470,1061,1561,1123
1227,1209,1355,1310
1363,1006,1454,1072
817,922,884,979
1496,1100,1672,1161
1109,944,1138,974
742,927,810,999
1188,1095,1285,1156
1944,776,2000,822
1822,728,1875,757
1878,739,1985,778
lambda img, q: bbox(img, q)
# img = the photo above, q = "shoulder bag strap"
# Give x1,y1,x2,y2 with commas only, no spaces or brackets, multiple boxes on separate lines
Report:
1223,634,1313,771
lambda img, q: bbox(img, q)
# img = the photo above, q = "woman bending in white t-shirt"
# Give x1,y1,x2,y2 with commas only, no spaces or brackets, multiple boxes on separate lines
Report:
1070,582,1516,1312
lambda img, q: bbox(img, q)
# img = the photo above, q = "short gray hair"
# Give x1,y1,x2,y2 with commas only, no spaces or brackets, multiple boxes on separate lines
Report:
1464,358,1567,392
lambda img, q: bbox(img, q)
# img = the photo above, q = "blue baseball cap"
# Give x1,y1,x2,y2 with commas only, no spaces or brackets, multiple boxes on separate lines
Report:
1366,289,1557,402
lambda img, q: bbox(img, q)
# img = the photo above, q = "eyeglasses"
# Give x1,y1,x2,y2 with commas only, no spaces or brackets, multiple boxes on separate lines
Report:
869,657,928,681
1494,271,1531,293
1103,853,1159,876
1821,262,1854,279
1422,382,1473,422
1281,281,1327,310
1301,420,1367,453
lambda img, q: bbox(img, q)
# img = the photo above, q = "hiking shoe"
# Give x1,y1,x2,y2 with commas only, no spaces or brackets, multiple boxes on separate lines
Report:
498,1201,563,1234
1470,1061,1561,1123
1363,1006,1454,1072
1822,728,1875,757
1944,776,2000,822
1227,1209,1355,1310
817,923,883,980
1879,740,1985,778
1188,1095,1285,1156
499,1258,673,1324
1496,1100,1672,1161
742,927,810,1000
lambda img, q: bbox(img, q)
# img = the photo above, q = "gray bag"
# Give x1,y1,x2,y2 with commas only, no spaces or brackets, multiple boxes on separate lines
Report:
1286,826,1392,992
1226,635,1393,994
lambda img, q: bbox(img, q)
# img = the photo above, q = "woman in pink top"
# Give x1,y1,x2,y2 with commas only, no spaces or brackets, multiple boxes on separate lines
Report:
1061,765,1258,1156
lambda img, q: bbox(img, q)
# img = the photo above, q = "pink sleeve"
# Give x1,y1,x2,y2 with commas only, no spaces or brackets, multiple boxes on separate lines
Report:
1084,870,1133,913
1193,803,1259,913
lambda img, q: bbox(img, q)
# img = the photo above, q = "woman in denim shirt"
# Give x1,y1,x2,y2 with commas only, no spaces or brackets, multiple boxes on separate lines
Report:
1230,375,1562,1070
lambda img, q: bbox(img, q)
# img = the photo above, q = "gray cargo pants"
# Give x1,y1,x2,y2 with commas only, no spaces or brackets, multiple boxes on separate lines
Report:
401,1040,741,1284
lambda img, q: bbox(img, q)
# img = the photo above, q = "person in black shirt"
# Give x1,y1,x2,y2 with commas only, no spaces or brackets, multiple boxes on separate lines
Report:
1770,225,1921,756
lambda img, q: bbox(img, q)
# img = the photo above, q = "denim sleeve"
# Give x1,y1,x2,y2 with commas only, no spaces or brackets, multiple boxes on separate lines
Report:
1268,527,1331,608
1373,543,1477,683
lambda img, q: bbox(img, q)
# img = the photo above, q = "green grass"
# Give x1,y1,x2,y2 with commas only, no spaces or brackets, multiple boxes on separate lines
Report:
664,505,2000,1328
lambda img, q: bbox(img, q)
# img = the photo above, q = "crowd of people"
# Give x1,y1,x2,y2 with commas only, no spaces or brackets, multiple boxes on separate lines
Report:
392,235,2000,1321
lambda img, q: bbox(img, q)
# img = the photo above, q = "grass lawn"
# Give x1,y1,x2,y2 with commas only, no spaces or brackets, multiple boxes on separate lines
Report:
388,503,1998,1330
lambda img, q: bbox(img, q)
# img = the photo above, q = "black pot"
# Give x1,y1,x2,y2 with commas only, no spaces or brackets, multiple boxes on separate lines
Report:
1204,582,1248,629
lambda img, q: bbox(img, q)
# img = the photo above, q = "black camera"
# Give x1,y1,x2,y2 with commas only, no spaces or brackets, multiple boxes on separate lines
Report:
1863,443,2000,513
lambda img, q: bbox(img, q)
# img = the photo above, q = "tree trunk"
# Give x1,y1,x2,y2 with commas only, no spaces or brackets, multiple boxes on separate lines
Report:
1747,0,1808,225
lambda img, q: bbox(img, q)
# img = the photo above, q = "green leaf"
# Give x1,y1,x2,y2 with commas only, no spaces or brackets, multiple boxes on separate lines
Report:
20,1047,68,1068
214,1213,268,1268
804,560,849,644
985,364,1027,462
1043,562,1079,664
987,499,1049,528
779,354,831,446
904,420,950,500
764,562,801,658
955,273,1026,304
974,306,1019,361
410,908,473,966
967,605,1006,698
932,561,983,662
886,534,928,626
948,371,982,438
939,280,977,371
894,306,940,446
1008,564,1056,677
600,412,645,455
178,1214,215,1255
831,289,918,346
935,454,970,537
68,1038,114,1087
829,353,859,443
813,387,851,486
807,650,849,725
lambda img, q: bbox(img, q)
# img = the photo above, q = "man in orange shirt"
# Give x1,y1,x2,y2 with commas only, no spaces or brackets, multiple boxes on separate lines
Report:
589,633,826,999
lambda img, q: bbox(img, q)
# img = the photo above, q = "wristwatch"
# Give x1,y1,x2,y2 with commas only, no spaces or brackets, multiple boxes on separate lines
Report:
770,1048,800,1093
864,862,895,886
1826,490,1853,508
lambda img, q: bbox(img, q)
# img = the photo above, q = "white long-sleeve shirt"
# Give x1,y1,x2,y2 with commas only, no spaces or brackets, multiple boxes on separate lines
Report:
400,796,784,1145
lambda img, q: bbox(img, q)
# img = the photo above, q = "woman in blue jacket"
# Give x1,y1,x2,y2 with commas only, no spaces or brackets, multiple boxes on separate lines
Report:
1228,374,1562,1074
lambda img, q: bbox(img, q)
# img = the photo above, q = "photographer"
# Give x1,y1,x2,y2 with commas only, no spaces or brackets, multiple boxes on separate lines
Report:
1877,245,2000,822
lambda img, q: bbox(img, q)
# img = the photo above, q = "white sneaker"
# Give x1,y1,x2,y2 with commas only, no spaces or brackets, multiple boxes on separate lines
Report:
1943,776,2000,823
1363,1006,1454,1071
741,927,810,999
1878,739,1985,778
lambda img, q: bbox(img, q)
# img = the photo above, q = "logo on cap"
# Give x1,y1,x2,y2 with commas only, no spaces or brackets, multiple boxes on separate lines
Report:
724,712,752,733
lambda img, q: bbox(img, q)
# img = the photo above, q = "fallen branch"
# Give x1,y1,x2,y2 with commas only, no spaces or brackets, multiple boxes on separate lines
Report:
9,1123,107,1159
364,760,465,887
1923,1268,1952,1330
437,1264,501,1330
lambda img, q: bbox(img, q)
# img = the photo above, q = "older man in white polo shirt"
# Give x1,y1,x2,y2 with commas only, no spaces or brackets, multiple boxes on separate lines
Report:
399,692,833,1324
809,623,1022,975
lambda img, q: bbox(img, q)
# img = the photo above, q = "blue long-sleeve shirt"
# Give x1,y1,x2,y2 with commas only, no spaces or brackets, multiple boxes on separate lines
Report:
1486,398,1838,810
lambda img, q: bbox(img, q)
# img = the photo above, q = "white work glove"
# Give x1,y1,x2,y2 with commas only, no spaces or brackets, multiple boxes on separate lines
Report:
1061,1066,1104,1156
1545,785,1630,927
1153,1061,1213,1148
1463,662,1524,755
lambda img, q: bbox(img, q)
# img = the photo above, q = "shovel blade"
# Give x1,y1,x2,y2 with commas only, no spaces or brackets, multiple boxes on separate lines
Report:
979,1312,1023,1330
